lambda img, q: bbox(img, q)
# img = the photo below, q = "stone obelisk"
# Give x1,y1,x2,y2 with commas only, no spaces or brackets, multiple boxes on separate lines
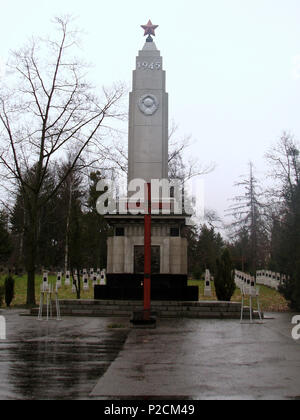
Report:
128,21,168,184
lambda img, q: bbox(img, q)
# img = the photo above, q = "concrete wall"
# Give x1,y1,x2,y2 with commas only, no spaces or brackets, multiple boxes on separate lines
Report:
107,225,187,275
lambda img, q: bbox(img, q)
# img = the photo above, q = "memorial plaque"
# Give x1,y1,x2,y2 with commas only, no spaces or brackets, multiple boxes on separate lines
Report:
134,245,160,274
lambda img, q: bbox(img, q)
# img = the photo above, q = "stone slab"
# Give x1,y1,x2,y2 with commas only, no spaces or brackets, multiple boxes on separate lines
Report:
31,299,254,319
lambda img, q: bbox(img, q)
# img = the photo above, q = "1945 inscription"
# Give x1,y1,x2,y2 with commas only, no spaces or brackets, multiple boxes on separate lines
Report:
137,61,161,70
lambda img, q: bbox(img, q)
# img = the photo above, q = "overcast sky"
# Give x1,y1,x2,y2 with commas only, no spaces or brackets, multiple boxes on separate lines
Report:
1,0,300,225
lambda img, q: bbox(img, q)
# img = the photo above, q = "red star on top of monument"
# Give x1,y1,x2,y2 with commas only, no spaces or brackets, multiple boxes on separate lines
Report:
141,20,159,37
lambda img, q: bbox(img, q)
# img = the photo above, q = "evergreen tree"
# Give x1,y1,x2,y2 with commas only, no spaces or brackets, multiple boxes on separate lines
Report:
186,224,224,278
214,248,236,302
81,171,110,269
186,225,200,277
4,274,14,307
0,211,13,266
196,225,224,275
228,227,251,272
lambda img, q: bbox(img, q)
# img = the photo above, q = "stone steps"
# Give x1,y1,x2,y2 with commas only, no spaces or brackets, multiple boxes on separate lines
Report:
30,299,262,319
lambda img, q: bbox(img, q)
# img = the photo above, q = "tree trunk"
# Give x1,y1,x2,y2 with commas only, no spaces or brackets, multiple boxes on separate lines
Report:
26,266,36,306
26,228,37,305
64,236,69,276
25,204,39,306
64,179,72,275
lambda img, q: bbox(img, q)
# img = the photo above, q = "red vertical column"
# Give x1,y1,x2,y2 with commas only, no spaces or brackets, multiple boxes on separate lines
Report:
144,182,151,320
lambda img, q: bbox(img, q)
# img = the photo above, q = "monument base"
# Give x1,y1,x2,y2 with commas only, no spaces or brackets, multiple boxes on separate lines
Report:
105,214,189,276
94,273,198,301
130,310,157,328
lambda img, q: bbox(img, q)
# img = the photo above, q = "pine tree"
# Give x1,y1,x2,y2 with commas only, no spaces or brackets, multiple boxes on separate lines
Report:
214,248,236,302
4,274,14,307
81,171,110,269
0,211,13,266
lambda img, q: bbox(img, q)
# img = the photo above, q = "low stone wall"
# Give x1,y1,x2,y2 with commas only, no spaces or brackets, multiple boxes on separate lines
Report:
30,299,262,319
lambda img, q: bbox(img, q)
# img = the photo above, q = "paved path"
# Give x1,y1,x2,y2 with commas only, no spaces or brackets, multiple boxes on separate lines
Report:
91,313,300,400
0,309,299,400
0,309,129,400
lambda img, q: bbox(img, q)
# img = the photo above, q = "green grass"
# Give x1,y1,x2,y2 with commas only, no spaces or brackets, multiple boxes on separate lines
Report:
0,274,290,312
0,274,94,308
188,279,290,312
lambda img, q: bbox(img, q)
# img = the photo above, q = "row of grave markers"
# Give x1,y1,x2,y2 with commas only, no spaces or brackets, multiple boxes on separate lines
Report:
234,270,256,290
41,268,107,293
234,269,287,291
256,270,287,290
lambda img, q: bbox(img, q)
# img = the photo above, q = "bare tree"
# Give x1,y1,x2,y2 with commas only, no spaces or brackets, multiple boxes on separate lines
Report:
0,17,125,304
168,121,215,181
261,132,300,240
264,132,300,308
97,119,215,182
265,132,300,202
226,162,269,273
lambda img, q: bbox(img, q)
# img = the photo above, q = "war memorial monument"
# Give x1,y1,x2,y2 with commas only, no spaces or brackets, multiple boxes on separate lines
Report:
94,21,198,306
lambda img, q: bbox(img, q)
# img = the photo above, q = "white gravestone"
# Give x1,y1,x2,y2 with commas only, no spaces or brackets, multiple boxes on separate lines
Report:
276,273,281,290
65,270,71,286
267,271,272,287
42,272,49,292
72,273,78,293
100,269,107,286
56,272,62,290
242,274,247,285
92,274,98,287
204,269,212,297
83,274,89,291
235,270,242,287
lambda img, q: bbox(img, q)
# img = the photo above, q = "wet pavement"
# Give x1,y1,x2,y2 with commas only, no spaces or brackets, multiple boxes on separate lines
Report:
0,309,129,400
91,313,300,400
0,309,300,400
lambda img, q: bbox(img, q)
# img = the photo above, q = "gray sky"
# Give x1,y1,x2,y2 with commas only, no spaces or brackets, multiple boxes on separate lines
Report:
1,0,300,224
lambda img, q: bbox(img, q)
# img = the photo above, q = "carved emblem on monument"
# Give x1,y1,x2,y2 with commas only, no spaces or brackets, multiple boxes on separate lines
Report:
138,94,159,115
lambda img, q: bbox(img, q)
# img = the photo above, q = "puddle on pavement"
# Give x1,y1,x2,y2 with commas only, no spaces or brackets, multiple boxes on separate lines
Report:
0,314,129,400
